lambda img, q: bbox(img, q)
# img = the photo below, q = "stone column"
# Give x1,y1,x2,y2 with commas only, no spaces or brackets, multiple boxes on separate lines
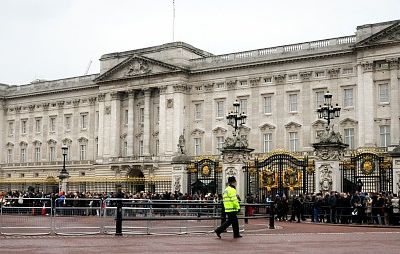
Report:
388,58,399,145
143,89,151,156
221,147,254,201
389,147,400,196
158,86,167,156
172,84,186,155
97,93,106,162
88,97,97,160
110,92,121,157
72,99,80,160
127,90,135,156
57,101,65,159
357,62,375,146
0,99,5,163
313,138,348,193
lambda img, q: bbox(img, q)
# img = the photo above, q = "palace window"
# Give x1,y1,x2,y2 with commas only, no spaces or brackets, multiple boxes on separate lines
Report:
216,136,224,154
20,148,26,163
49,116,57,132
239,99,248,114
194,138,202,156
8,121,14,135
315,91,325,108
21,119,27,134
49,147,56,162
379,125,390,147
263,133,272,153
194,103,202,120
80,113,88,130
263,77,272,83
7,149,13,164
289,132,299,151
35,118,42,133
263,95,272,114
216,100,225,118
64,115,71,131
80,144,87,160
344,128,355,149
343,88,353,107
35,147,41,162
289,94,298,112
379,83,389,103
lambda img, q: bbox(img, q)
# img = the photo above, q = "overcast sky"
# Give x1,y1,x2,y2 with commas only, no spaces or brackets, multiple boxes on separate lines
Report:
0,0,399,85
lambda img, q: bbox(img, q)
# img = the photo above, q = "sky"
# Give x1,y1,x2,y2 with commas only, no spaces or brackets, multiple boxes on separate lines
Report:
0,0,399,85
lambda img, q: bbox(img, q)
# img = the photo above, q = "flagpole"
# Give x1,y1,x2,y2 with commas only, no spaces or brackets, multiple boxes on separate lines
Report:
172,0,175,42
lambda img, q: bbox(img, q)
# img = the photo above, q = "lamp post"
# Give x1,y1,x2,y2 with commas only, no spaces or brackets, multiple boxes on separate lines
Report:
226,100,247,136
317,91,341,128
58,145,69,193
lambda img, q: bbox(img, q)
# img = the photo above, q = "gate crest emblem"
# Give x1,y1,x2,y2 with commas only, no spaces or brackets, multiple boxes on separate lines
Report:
361,158,375,175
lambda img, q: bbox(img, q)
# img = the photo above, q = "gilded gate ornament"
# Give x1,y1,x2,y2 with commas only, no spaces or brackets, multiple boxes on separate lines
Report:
201,165,211,176
260,168,278,191
361,158,375,175
283,167,302,190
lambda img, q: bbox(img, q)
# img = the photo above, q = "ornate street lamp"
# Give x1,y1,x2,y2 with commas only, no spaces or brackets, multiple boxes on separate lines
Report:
317,91,341,127
58,145,69,193
226,100,247,136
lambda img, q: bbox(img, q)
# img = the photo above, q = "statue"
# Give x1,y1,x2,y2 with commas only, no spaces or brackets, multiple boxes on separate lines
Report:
177,134,186,155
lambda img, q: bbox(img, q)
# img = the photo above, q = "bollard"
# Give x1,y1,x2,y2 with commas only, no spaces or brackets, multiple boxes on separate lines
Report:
115,185,123,236
269,202,275,229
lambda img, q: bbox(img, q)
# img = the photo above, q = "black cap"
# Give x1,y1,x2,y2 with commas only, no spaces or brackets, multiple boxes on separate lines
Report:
228,176,236,183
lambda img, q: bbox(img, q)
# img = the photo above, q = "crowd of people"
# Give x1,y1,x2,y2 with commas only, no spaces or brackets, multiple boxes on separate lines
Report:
1,189,399,226
274,191,400,226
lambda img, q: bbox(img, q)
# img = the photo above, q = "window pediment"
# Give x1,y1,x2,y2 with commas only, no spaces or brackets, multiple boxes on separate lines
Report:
33,140,42,146
259,123,276,131
78,137,88,144
285,121,302,129
191,128,205,136
311,119,326,129
212,127,227,135
62,138,72,145
339,118,358,126
6,142,14,148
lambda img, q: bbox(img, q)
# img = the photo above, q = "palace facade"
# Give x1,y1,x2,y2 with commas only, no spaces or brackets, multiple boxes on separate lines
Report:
1,20,400,194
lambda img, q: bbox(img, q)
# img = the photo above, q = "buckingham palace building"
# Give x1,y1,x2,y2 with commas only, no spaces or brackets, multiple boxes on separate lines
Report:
1,20,400,195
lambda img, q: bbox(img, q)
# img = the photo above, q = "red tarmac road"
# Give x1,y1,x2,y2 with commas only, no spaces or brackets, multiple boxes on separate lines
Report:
1,222,400,254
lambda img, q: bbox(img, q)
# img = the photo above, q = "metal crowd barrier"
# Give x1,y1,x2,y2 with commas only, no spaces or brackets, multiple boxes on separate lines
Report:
0,197,52,235
53,198,103,235
0,198,274,236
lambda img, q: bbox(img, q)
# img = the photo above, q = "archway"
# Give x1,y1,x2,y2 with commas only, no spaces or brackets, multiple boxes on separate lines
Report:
126,166,145,193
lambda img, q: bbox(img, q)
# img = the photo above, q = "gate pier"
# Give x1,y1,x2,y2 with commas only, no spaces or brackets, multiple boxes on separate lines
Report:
221,146,254,200
313,128,348,193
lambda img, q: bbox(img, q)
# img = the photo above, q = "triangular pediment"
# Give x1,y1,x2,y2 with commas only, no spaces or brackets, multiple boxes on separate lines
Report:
94,55,187,83
355,21,400,48
285,121,302,129
311,119,326,128
259,123,276,131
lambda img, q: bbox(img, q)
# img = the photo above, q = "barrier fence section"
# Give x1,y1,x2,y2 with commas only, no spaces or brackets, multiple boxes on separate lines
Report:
0,197,52,235
53,198,104,235
0,198,274,236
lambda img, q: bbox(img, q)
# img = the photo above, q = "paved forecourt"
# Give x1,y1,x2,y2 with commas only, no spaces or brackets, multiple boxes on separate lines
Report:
1,222,400,254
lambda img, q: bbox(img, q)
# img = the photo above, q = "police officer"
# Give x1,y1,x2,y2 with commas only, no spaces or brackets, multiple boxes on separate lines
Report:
215,176,242,238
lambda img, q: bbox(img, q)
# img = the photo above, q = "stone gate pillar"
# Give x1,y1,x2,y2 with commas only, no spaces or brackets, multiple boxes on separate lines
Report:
171,134,190,194
313,129,348,193
389,145,400,196
220,136,254,200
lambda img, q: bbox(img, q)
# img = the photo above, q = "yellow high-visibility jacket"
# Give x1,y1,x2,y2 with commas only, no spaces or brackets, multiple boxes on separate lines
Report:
223,185,240,213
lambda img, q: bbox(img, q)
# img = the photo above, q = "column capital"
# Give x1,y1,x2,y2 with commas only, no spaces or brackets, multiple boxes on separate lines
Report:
57,101,65,109
127,89,136,98
42,102,50,110
15,105,22,113
159,86,168,95
72,99,80,107
89,97,97,105
387,58,399,70
143,88,151,97
360,61,374,72
110,91,121,100
98,93,106,102
28,104,36,113
173,84,187,93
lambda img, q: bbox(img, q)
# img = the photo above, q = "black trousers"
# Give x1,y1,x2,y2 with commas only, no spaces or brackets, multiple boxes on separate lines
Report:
215,212,240,237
